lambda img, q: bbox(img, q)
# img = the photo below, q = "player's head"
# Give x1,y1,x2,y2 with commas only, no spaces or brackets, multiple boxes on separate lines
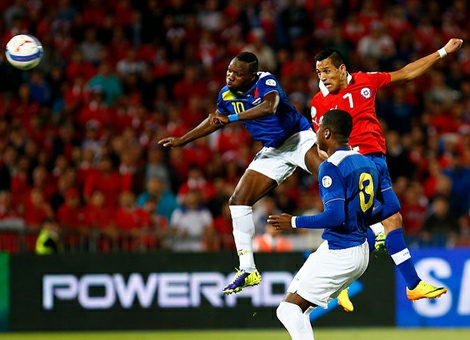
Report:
314,48,347,93
226,51,259,92
316,109,352,154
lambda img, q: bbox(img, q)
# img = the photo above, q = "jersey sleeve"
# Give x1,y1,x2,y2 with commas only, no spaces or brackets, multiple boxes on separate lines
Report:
257,73,280,98
362,71,391,90
310,93,328,132
295,162,346,229
317,162,346,205
216,89,230,115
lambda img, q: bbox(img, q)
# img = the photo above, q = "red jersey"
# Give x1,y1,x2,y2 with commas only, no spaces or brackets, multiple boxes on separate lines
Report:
311,71,391,155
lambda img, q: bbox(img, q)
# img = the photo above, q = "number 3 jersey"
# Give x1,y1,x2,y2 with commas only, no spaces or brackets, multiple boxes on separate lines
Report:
318,149,379,249
217,72,311,148
311,72,391,155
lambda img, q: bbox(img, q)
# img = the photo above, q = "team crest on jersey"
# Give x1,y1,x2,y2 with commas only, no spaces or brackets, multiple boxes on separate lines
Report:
266,79,276,86
361,87,372,99
321,176,332,188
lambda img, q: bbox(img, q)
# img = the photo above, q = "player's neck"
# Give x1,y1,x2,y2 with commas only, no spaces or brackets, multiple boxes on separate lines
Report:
328,143,349,156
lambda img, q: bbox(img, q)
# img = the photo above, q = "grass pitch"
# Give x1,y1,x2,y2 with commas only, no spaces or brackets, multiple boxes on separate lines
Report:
0,328,470,340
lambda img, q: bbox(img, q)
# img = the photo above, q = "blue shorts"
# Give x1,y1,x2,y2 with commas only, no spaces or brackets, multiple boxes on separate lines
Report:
365,153,400,217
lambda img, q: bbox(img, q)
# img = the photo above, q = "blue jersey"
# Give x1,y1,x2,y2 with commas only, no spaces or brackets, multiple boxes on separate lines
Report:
216,72,311,148
319,149,379,249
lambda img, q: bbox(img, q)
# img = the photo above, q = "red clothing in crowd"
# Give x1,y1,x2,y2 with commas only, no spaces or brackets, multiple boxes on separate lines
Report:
23,201,54,229
83,171,131,207
78,100,115,129
114,206,150,231
401,200,427,236
57,203,86,230
82,203,115,230
213,214,235,250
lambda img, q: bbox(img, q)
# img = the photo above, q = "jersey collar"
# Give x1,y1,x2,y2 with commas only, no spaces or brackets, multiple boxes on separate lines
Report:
319,73,352,97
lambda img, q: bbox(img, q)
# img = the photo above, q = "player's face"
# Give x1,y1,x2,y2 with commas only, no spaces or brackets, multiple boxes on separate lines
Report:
315,58,346,93
226,58,255,92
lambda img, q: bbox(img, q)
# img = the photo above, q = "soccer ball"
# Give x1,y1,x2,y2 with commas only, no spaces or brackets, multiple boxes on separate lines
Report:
5,34,43,70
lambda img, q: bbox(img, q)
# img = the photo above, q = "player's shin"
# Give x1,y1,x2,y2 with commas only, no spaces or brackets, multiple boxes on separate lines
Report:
229,205,256,272
386,228,420,289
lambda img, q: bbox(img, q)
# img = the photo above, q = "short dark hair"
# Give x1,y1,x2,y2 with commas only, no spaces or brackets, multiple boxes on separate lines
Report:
315,48,345,68
236,51,259,74
321,109,353,139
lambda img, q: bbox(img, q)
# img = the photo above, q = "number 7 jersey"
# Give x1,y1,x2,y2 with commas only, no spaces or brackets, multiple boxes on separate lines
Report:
311,71,391,155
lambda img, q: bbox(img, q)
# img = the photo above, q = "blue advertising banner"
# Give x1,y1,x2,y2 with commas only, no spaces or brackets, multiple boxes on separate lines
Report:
396,248,470,327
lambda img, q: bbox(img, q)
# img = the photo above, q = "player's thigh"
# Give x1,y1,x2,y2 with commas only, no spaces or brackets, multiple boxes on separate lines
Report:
247,147,297,184
288,241,369,308
229,169,278,206
247,130,317,183
283,129,318,175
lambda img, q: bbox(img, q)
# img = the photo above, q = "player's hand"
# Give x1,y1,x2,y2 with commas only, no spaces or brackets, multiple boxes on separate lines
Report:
444,38,464,54
209,112,229,125
267,213,294,230
158,136,181,148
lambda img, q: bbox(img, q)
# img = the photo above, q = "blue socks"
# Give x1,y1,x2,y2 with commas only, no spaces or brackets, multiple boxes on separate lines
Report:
385,228,420,289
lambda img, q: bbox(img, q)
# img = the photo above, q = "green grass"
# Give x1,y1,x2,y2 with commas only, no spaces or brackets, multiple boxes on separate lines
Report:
0,328,470,340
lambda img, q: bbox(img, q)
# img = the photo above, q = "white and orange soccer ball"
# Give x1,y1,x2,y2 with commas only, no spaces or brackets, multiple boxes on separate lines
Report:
5,34,43,70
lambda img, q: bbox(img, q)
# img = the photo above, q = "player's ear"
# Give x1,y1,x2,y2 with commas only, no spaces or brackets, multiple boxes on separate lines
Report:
339,64,346,78
324,128,331,140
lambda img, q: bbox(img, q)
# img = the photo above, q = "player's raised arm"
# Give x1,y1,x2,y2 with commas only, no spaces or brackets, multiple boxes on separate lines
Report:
389,38,463,83
158,113,222,148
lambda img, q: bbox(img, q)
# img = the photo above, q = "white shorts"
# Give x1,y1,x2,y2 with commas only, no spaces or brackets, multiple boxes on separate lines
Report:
247,129,317,184
287,240,369,309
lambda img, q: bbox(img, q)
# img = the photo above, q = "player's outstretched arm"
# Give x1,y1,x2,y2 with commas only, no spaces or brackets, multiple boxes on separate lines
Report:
158,115,221,148
389,38,463,83
268,199,346,231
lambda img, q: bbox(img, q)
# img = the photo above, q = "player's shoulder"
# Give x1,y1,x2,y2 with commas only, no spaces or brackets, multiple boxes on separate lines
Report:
311,90,325,106
257,71,278,87
218,85,236,102
327,149,358,166
353,71,390,82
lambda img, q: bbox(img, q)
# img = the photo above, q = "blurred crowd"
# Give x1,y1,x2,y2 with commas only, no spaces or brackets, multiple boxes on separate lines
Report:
1,0,470,254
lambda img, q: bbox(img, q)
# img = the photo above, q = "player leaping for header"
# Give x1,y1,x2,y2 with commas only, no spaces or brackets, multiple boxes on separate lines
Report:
310,38,463,311
159,52,323,294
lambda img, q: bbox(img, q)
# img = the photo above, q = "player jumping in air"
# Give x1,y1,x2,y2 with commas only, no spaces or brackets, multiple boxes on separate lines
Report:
310,38,463,311
159,52,323,294
269,109,386,340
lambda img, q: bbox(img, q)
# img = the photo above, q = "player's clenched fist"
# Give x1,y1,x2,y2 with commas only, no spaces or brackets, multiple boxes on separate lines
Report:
267,213,294,231
444,38,464,54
